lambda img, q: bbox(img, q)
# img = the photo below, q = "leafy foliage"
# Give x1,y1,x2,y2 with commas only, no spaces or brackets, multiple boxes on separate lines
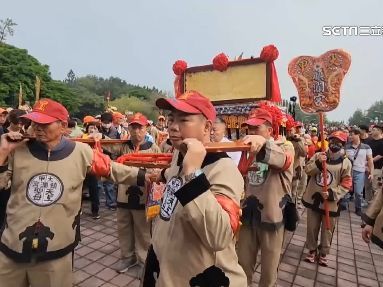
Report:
280,99,320,123
0,43,75,108
294,104,324,123
64,69,76,84
67,75,166,119
0,18,17,43
0,44,167,120
109,94,162,119
348,101,383,126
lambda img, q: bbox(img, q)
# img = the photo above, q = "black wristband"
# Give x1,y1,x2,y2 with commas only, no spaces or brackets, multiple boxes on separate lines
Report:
315,159,323,171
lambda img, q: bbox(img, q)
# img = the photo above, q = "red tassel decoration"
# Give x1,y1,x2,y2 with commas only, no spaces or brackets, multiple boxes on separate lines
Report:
260,45,282,103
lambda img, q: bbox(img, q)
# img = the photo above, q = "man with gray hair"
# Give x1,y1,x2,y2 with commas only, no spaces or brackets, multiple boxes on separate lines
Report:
211,117,241,166
0,99,147,287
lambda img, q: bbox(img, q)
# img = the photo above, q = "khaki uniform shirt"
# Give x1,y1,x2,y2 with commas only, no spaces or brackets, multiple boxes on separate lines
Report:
0,138,142,263
242,140,295,230
142,150,247,287
363,187,383,249
115,141,161,209
291,138,307,178
302,152,352,216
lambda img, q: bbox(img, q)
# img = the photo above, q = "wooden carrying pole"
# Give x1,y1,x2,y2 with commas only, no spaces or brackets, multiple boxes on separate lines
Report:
35,76,41,103
18,83,23,108
19,137,252,170
288,49,352,230
21,137,251,153
319,112,331,230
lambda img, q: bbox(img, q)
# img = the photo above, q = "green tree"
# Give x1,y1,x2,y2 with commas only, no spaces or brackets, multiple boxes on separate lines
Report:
67,75,167,119
290,102,321,123
0,18,17,43
72,75,160,101
0,44,77,110
327,120,346,127
43,80,78,112
109,94,162,120
0,44,166,118
348,109,369,126
279,99,322,124
70,86,104,119
64,69,76,85
348,101,383,126
366,101,383,125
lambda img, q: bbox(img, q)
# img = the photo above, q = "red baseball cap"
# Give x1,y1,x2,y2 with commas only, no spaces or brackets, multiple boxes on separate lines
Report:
242,108,273,127
112,112,124,120
295,121,303,128
156,91,216,121
129,113,148,126
329,131,348,143
21,98,69,124
83,115,97,124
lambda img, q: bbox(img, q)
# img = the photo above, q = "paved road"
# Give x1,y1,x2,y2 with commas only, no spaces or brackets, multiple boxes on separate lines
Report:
74,201,383,287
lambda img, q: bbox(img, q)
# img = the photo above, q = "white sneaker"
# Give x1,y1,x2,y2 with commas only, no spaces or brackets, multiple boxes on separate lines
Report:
116,258,138,273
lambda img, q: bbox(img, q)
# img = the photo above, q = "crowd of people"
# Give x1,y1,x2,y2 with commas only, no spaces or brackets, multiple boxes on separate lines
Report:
0,95,382,287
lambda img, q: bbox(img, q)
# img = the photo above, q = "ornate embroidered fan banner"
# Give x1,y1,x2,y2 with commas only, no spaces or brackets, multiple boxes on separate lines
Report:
288,49,351,113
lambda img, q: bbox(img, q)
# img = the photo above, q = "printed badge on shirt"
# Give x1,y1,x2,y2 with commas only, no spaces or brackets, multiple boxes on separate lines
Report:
248,162,269,186
26,173,64,207
315,170,333,187
160,176,183,221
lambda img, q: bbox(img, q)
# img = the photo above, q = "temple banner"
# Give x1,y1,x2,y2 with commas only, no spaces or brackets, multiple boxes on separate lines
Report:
184,59,269,104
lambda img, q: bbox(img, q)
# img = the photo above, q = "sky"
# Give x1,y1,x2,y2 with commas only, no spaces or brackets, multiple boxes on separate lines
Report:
2,0,383,121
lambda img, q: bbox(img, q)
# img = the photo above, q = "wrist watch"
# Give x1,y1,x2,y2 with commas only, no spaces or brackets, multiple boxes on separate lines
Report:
184,169,203,183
